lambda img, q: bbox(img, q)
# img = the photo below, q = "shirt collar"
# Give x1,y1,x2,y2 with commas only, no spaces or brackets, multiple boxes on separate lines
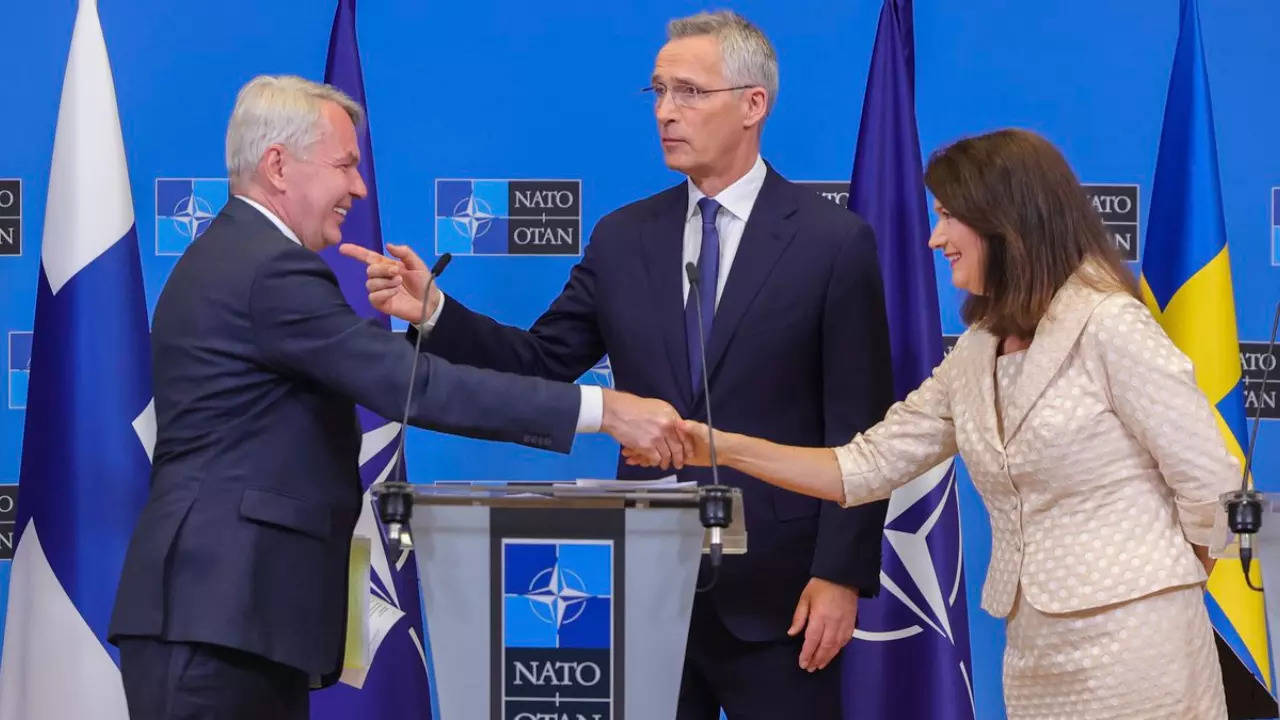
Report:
686,154,767,223
235,195,302,246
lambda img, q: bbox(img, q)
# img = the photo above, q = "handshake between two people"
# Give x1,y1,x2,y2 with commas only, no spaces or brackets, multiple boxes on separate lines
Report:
338,242,720,470
598,390,714,471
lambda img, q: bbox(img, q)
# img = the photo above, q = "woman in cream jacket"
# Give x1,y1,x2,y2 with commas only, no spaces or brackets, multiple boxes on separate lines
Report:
647,129,1237,719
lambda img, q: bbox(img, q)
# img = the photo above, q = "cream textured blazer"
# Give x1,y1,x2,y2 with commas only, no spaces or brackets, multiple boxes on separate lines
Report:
833,273,1239,617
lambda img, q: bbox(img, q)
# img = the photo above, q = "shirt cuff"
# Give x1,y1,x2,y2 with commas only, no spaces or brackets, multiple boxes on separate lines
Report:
414,291,446,335
576,385,604,433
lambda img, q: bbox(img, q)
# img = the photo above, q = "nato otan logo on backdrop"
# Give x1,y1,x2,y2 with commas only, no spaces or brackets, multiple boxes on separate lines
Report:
578,356,614,390
502,539,613,720
0,484,16,560
798,180,1141,263
1271,186,1279,266
1241,341,1279,420
1082,184,1140,262
0,179,20,256
796,182,849,209
7,331,31,410
155,178,230,255
435,179,582,256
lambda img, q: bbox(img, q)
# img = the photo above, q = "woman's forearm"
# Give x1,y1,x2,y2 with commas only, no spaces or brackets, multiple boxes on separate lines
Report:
718,431,845,503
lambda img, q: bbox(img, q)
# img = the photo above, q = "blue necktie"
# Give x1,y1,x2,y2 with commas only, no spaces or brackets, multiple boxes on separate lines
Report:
685,197,720,394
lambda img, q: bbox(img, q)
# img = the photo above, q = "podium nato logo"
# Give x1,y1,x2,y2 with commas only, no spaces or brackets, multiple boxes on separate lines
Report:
8,331,31,410
155,178,229,255
435,179,581,256
502,539,613,720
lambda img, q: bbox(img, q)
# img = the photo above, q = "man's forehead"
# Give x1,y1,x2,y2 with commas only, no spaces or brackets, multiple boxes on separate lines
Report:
655,36,721,73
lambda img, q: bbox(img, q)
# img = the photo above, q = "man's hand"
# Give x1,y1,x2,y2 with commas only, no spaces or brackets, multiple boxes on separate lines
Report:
788,577,858,672
338,242,440,324
602,390,690,470
624,418,716,468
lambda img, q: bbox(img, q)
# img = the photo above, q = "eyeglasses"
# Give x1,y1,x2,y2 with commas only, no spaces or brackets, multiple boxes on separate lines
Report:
641,82,756,109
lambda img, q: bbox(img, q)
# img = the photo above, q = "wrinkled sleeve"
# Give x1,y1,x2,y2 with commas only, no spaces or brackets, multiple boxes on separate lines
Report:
1089,295,1240,546
833,352,960,508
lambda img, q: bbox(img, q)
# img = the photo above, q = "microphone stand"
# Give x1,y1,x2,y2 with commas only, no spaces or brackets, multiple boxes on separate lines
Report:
1225,301,1280,592
376,253,452,555
686,261,733,592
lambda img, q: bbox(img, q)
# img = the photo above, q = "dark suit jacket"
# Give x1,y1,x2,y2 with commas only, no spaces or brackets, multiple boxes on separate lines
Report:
420,167,895,641
108,198,580,683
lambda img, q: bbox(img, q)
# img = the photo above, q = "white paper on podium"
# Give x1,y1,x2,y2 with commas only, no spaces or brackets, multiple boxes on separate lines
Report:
567,476,696,490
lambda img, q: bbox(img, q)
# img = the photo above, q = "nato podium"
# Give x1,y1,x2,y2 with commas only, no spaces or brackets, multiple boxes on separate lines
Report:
372,482,746,720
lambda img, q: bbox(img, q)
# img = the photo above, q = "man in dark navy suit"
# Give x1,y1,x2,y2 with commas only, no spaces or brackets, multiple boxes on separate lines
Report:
345,11,895,719
108,75,687,720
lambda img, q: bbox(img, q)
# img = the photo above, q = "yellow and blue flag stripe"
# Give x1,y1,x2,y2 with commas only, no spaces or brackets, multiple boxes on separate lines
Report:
1140,0,1272,699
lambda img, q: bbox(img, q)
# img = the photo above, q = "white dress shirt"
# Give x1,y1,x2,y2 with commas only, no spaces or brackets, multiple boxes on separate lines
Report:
234,195,602,435
682,154,767,307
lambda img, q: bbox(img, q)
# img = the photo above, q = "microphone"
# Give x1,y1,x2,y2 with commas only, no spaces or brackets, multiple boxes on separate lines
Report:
1227,301,1280,592
377,252,452,555
686,261,732,590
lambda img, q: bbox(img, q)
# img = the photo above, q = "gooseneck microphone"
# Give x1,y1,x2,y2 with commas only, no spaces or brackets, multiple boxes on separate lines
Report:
377,252,452,555
1227,301,1280,592
686,261,733,591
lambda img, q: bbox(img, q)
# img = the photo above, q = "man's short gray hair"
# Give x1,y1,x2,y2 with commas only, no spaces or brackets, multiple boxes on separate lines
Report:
667,10,779,113
225,75,363,183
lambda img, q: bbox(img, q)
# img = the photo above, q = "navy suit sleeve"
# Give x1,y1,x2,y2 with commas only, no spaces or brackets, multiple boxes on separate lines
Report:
810,221,895,596
248,245,581,453
417,229,608,381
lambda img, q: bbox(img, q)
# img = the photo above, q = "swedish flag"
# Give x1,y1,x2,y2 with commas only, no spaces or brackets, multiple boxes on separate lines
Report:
1140,0,1274,708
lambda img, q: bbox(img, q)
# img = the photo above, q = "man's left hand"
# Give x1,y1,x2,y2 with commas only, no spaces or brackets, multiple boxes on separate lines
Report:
788,577,858,672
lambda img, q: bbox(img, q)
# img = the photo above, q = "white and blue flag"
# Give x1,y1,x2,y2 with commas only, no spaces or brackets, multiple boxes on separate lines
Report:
0,0,153,717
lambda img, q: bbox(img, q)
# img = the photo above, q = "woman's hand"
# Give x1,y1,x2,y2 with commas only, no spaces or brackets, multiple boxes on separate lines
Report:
1193,544,1216,576
622,419,719,468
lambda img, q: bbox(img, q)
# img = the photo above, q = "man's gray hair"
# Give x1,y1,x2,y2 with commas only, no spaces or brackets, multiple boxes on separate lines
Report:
667,10,779,113
225,75,363,183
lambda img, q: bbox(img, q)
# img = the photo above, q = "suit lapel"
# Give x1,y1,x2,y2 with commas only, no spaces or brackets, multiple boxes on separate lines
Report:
1001,279,1110,445
638,185,695,411
698,169,798,404
960,329,1004,452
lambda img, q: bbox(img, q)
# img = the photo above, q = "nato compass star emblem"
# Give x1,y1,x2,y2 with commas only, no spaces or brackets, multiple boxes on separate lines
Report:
171,193,217,240
849,458,975,715
855,459,966,645
522,563,595,629
451,194,494,241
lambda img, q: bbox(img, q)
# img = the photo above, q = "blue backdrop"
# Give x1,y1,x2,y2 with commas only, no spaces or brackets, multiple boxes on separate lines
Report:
2,2,1278,718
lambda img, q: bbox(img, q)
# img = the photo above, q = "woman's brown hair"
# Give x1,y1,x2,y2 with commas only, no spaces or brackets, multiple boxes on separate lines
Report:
923,129,1138,339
